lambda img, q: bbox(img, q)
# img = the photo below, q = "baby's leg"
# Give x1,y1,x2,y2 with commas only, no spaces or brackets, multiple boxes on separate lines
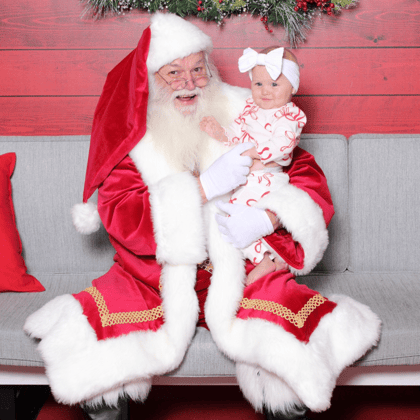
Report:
246,252,276,286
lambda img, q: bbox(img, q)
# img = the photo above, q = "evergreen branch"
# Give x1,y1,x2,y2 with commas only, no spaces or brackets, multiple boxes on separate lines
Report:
80,0,357,46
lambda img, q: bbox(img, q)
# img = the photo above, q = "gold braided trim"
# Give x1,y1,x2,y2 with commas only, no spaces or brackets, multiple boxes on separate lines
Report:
240,294,327,329
197,258,214,274
84,286,163,328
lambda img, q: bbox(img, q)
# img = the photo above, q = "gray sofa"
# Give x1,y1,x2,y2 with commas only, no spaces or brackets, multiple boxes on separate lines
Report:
1,134,419,396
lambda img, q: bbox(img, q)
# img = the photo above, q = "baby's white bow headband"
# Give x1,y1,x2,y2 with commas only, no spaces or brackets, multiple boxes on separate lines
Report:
238,47,300,93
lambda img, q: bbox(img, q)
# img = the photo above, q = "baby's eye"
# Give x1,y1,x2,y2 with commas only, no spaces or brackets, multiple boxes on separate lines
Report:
272,83,278,87
254,82,262,87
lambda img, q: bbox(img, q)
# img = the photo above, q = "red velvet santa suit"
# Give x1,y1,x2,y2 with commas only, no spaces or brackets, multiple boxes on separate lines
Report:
24,12,381,414
73,143,336,338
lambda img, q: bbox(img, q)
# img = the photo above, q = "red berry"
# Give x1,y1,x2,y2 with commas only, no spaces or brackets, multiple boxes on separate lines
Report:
330,2,335,7
197,6,201,10
294,6,299,11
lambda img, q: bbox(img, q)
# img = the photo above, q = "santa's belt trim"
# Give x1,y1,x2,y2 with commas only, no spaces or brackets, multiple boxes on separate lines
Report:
85,286,163,327
240,294,326,328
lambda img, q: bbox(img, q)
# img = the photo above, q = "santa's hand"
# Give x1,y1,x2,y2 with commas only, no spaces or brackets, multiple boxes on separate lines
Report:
199,143,253,201
215,201,274,249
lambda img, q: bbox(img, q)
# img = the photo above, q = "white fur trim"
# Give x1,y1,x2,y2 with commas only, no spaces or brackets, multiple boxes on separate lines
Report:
148,172,207,265
147,13,213,73
254,182,329,275
203,200,381,412
129,132,178,184
236,363,303,414
236,363,265,412
24,263,199,405
311,294,382,377
71,202,101,234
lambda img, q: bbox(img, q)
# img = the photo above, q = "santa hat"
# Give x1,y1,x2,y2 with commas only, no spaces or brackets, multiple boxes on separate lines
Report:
72,13,213,234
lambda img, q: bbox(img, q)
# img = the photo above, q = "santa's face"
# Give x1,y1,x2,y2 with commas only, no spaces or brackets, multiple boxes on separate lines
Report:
155,52,210,115
251,65,295,110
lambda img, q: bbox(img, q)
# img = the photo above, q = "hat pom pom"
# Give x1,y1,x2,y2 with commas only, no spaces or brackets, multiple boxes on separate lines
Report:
71,202,101,234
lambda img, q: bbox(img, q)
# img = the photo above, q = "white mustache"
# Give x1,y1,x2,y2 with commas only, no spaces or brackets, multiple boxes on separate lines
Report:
173,87,202,99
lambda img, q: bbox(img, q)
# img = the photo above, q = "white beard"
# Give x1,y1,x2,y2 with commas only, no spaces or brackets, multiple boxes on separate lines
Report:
147,76,230,172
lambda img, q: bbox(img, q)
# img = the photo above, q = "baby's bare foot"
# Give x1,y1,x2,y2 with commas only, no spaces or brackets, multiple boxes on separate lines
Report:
246,253,276,285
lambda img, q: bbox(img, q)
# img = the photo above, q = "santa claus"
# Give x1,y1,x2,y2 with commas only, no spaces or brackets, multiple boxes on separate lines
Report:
24,12,381,420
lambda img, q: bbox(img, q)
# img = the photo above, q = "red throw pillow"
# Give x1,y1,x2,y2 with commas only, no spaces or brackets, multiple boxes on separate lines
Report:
0,153,45,293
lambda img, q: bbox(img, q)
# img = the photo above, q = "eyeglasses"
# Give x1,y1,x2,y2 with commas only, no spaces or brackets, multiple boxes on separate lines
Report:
157,63,212,91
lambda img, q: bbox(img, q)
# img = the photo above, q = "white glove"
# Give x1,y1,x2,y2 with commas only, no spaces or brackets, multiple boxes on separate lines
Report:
200,143,253,201
215,201,274,249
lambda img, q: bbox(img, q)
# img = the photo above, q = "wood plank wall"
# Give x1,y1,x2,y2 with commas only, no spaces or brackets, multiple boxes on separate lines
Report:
1,0,419,137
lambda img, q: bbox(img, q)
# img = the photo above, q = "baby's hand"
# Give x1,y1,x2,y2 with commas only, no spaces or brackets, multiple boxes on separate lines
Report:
200,116,227,142
240,146,260,160
241,146,268,171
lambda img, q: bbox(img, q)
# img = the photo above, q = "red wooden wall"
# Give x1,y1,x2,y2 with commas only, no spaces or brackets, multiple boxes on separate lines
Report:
1,0,419,137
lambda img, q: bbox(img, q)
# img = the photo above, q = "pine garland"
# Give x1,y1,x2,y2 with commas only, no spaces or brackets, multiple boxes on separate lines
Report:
81,0,357,46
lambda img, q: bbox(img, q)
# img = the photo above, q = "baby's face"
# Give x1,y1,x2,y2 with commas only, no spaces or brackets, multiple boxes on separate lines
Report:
251,66,295,110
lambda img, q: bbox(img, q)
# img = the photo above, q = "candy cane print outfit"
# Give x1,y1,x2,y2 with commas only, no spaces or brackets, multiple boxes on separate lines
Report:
225,98,307,166
226,98,307,264
229,167,287,264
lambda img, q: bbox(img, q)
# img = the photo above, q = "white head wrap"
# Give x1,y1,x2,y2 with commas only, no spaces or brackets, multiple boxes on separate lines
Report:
238,47,300,93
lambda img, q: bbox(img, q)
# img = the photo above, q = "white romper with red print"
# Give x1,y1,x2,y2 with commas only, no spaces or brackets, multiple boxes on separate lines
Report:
226,97,307,265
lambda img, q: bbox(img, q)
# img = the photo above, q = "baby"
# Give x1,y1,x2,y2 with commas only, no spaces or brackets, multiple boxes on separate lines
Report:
200,46,307,285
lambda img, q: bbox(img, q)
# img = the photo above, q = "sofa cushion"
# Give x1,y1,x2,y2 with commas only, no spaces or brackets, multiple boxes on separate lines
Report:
348,134,420,272
0,137,115,275
299,135,349,273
